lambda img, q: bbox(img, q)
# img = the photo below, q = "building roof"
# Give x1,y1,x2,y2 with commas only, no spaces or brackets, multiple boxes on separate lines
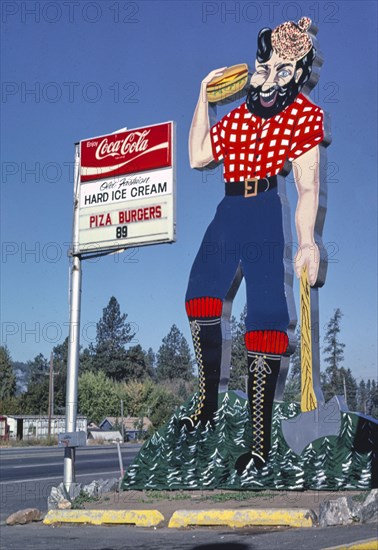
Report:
100,416,152,431
87,430,123,441
3,415,87,420
87,421,100,430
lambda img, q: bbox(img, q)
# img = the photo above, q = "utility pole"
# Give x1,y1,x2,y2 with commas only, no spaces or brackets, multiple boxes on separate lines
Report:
47,352,54,438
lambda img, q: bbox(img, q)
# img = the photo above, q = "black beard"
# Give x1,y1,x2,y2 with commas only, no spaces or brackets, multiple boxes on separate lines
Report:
245,81,301,119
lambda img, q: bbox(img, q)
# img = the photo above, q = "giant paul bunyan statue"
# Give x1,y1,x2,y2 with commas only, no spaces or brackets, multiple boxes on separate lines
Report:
183,17,328,472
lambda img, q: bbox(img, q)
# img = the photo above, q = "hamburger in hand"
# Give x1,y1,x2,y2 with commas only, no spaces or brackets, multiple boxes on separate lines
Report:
206,63,249,103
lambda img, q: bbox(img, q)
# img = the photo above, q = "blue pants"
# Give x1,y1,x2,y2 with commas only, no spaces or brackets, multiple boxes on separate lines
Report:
185,191,290,333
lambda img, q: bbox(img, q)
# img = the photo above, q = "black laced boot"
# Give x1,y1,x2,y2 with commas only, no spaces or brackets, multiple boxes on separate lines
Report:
180,318,222,430
235,352,281,474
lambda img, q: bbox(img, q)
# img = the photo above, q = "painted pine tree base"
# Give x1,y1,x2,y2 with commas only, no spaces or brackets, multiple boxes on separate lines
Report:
121,391,377,491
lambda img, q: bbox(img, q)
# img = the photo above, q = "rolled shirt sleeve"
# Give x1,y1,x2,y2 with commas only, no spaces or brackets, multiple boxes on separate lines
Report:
288,107,324,161
210,120,225,162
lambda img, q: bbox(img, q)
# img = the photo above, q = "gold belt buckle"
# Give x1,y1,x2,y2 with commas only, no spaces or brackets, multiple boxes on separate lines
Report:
244,178,259,198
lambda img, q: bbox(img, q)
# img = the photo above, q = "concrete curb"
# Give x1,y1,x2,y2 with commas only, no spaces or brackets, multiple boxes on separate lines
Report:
167,508,316,528
321,540,378,550
43,507,316,528
43,509,164,527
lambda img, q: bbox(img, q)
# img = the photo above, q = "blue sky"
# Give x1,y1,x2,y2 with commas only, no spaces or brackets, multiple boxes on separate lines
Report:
1,0,377,383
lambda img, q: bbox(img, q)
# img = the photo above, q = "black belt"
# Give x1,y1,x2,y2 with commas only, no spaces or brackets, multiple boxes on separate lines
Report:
225,176,277,197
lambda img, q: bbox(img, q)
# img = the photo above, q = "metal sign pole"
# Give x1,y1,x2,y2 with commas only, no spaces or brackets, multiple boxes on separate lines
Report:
47,352,54,438
64,144,82,492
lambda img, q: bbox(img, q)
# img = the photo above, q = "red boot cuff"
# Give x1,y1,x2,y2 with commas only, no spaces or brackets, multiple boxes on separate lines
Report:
185,297,223,318
245,330,289,354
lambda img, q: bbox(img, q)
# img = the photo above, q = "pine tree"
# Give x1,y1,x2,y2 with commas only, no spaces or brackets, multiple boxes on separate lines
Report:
27,353,49,385
146,348,156,377
91,296,135,381
0,346,16,400
123,345,154,381
322,308,346,401
357,379,368,414
341,368,357,411
12,361,29,394
283,327,301,402
156,324,193,381
357,378,378,418
366,379,378,418
229,307,248,392
52,338,69,412
20,354,49,414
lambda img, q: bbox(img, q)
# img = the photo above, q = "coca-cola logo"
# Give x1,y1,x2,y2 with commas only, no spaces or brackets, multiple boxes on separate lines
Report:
80,122,172,181
95,130,150,160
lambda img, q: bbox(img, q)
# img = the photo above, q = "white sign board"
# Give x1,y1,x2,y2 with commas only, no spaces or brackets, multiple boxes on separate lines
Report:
77,121,176,254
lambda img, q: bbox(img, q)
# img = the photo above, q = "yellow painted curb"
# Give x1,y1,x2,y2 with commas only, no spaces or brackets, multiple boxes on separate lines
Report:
43,509,164,527
322,539,378,550
168,508,315,528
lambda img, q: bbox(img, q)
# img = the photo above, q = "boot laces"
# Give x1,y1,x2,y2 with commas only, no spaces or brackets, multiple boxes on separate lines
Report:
249,354,272,374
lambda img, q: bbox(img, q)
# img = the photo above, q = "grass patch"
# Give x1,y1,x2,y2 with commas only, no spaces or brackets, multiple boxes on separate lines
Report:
71,491,100,509
139,489,274,503
0,436,58,447
141,490,192,503
202,491,273,502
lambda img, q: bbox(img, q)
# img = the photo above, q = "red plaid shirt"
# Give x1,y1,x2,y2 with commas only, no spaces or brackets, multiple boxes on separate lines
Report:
210,93,324,182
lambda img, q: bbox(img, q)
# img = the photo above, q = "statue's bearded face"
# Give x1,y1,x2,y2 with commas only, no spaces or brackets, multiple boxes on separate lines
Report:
246,50,303,119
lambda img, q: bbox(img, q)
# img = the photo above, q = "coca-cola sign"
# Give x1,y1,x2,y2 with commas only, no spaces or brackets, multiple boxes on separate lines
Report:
80,122,172,182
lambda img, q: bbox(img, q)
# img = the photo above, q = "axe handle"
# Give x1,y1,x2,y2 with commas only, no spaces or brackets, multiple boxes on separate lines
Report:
300,265,317,412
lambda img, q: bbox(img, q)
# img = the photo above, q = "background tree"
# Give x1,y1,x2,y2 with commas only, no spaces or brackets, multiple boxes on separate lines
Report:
78,370,122,424
341,367,358,410
0,345,17,401
0,346,16,399
146,347,156,374
284,327,301,402
357,379,368,414
358,379,378,418
322,308,346,401
51,338,69,412
122,380,155,416
123,344,154,381
79,347,94,374
156,324,193,381
91,296,135,381
26,353,49,385
20,354,49,414
367,379,378,418
229,307,248,392
146,385,178,430
11,360,29,394
120,379,179,431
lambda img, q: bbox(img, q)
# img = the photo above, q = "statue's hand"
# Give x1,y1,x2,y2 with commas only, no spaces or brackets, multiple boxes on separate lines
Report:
295,243,320,286
201,67,227,90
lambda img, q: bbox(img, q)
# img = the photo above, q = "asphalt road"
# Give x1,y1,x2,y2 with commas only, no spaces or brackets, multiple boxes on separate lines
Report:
1,522,377,550
0,444,141,522
1,445,377,550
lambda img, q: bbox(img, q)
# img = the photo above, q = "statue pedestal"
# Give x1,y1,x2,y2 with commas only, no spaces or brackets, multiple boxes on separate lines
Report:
121,391,377,491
